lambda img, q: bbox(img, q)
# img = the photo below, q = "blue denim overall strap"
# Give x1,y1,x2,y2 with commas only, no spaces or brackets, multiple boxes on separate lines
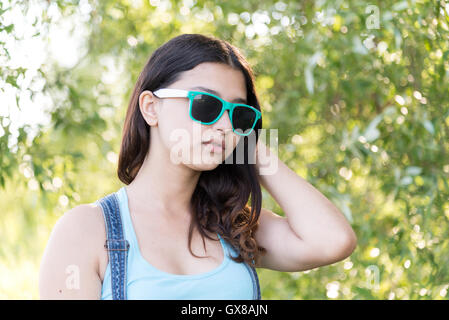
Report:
96,192,130,300
243,260,262,300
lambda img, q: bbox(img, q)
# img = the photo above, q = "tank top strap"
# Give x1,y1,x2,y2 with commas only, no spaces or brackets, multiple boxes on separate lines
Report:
216,232,229,258
116,187,140,250
215,233,261,300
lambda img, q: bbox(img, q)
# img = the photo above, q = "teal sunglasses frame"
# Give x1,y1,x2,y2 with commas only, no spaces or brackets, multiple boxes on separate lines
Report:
152,88,261,136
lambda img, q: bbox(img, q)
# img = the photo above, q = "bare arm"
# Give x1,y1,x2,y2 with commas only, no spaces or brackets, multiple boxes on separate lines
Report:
254,140,357,271
39,204,105,299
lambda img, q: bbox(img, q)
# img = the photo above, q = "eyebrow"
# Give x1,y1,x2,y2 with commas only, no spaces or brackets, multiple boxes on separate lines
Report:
189,86,247,104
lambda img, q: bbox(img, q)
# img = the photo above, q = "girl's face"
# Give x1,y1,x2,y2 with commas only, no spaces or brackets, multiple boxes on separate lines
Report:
140,62,248,171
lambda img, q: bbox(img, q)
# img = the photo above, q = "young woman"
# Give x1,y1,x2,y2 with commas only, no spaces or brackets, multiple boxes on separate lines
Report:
39,33,357,300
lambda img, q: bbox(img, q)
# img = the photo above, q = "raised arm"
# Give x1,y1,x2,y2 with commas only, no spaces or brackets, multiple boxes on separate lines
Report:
253,140,357,271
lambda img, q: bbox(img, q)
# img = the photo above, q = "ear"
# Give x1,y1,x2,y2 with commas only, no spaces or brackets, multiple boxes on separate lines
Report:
139,90,159,126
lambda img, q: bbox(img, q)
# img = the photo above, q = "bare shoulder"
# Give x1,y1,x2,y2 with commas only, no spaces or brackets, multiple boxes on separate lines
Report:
51,203,106,256
39,203,106,299
58,203,106,241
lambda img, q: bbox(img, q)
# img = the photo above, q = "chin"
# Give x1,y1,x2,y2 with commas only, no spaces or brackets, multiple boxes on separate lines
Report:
185,156,224,172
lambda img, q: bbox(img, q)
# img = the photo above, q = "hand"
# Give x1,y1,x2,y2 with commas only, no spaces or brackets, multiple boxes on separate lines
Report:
252,138,263,170
254,139,278,186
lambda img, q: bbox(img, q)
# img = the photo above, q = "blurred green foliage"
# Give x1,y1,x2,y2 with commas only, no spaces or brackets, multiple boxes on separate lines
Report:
1,0,448,299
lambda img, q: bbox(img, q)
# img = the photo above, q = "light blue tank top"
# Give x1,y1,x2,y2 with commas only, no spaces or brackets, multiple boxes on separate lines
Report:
100,186,254,299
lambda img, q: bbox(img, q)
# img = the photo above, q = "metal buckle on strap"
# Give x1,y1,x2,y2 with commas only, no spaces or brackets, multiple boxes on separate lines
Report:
104,239,130,251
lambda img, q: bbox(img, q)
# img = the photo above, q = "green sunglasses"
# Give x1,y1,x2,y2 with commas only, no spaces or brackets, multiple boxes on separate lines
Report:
152,88,261,136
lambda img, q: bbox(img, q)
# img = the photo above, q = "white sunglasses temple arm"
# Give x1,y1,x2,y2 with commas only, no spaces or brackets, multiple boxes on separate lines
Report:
152,88,188,98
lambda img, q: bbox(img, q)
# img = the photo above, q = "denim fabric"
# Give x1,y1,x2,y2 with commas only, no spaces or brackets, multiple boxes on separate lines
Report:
96,192,129,300
96,188,261,300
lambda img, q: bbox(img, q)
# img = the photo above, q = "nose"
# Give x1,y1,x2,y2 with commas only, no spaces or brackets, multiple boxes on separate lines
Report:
211,110,233,133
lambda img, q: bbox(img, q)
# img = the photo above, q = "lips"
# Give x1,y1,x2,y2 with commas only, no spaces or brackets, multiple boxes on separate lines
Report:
202,139,225,151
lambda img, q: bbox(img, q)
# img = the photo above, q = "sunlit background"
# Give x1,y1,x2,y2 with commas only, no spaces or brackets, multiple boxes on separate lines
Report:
1,0,448,299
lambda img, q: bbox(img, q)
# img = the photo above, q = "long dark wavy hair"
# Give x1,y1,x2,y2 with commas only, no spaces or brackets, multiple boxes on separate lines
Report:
117,33,267,267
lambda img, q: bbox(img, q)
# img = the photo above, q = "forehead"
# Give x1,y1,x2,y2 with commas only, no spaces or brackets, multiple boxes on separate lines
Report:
175,62,248,103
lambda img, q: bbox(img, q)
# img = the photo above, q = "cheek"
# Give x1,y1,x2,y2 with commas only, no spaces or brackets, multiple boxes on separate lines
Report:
157,108,193,149
225,134,241,153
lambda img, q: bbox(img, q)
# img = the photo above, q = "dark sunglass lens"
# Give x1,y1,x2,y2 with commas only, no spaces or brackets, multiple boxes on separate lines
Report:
191,94,222,123
232,106,257,134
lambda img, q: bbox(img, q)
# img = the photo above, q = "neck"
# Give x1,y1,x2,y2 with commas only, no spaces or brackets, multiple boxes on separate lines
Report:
125,137,201,220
